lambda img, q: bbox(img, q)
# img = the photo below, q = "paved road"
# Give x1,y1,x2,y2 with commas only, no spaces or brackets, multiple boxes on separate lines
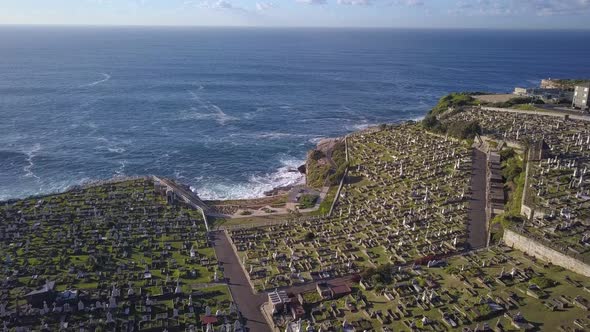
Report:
211,231,271,332
468,149,488,249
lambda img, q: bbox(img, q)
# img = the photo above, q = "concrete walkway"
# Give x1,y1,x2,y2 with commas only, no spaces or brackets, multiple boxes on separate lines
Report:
210,231,271,332
468,149,488,249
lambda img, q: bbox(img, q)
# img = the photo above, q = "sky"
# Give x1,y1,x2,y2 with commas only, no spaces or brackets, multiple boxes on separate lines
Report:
1,0,590,29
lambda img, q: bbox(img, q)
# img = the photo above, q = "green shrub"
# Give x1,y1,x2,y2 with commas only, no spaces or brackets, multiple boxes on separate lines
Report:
329,161,349,185
530,276,555,289
331,142,347,168
429,93,479,117
298,194,319,209
361,264,393,286
444,266,460,275
422,115,441,130
306,158,332,188
446,120,482,139
307,142,347,188
309,150,325,161
502,156,523,183
499,148,516,161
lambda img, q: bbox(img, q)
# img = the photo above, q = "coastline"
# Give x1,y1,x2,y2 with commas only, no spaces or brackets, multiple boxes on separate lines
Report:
0,118,426,204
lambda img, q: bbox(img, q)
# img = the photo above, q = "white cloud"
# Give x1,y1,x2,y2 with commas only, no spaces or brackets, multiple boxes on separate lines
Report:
338,0,372,5
184,0,236,9
296,0,328,5
451,0,590,16
256,2,275,11
393,0,424,6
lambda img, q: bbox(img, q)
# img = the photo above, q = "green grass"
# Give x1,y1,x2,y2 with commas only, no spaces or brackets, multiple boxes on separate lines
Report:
298,194,319,209
428,93,481,117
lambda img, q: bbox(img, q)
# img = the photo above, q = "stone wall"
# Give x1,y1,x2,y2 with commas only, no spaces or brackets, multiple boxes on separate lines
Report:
503,229,590,277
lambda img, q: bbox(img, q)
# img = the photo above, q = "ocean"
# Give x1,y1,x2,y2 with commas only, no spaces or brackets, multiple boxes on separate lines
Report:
1,27,590,201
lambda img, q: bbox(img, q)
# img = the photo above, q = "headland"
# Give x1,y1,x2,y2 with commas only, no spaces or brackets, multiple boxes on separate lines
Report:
3,79,590,331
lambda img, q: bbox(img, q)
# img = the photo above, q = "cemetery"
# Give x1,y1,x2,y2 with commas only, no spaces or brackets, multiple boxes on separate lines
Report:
228,123,474,292
0,178,238,331
3,97,590,331
441,108,590,265
226,104,590,331
274,245,590,331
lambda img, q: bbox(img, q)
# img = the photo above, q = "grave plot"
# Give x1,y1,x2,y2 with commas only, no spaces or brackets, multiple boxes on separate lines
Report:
0,179,235,331
443,109,590,261
275,246,590,331
229,123,473,291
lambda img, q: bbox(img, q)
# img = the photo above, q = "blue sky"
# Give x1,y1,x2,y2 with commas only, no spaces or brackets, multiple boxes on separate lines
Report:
2,0,590,28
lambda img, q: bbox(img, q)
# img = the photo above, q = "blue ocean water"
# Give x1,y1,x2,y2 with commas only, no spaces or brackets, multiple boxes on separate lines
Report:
1,27,590,200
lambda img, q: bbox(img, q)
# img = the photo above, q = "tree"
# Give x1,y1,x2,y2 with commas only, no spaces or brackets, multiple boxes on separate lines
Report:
446,120,481,139
422,115,441,130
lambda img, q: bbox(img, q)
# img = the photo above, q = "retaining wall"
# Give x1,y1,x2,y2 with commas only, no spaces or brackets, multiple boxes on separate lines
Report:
503,229,590,277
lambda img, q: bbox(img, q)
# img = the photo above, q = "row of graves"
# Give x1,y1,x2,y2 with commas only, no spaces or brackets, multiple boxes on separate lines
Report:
276,245,590,331
0,179,240,331
228,123,474,292
442,108,590,262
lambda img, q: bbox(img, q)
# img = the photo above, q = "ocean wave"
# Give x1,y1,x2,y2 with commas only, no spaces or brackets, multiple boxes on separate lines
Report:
107,147,126,153
185,90,238,126
194,156,305,200
23,143,41,180
95,137,127,154
180,108,239,126
345,121,377,131
79,73,111,88
308,136,327,144
255,132,310,140
114,160,128,176
243,106,274,120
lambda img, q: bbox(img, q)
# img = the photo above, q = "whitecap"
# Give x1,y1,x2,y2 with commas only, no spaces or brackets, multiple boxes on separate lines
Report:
179,107,238,126
194,156,305,200
23,143,41,180
243,107,268,120
114,160,127,176
255,132,298,140
183,89,239,126
79,73,111,88
345,121,378,131
107,147,126,153
308,136,327,144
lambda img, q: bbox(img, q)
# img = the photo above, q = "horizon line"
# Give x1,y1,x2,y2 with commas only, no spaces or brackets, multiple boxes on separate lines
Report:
1,23,589,31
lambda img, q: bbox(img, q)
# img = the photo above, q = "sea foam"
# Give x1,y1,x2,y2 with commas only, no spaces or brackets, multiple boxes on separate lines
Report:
79,73,111,88
194,156,305,200
23,143,41,180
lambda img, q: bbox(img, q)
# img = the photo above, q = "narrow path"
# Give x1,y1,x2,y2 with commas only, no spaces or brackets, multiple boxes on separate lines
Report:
211,231,271,332
153,176,210,212
481,106,590,122
468,149,488,249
